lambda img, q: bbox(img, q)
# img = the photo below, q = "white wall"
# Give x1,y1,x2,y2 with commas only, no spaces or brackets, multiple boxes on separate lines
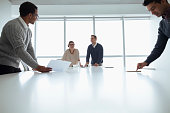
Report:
0,0,11,34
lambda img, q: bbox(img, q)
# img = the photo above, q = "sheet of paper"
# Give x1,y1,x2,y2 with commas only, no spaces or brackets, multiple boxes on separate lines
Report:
47,60,71,72
105,67,114,68
126,71,141,72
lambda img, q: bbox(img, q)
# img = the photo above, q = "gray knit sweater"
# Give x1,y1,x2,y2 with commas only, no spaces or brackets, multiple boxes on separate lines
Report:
0,17,39,69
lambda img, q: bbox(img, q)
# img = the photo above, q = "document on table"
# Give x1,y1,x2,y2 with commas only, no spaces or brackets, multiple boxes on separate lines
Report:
126,70,141,72
47,60,71,71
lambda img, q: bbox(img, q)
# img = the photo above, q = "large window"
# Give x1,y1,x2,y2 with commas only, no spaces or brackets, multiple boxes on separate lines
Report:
36,20,64,57
66,19,93,56
29,24,35,49
124,19,152,55
95,18,123,56
28,16,152,68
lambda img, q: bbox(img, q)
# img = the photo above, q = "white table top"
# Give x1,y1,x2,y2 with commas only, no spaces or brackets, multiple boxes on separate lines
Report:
0,66,170,113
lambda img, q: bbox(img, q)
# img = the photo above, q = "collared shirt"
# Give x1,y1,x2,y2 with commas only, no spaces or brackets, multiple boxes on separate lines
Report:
18,16,29,30
92,43,97,48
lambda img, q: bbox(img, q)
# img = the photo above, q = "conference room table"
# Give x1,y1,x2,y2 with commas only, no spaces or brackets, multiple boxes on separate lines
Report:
0,66,170,113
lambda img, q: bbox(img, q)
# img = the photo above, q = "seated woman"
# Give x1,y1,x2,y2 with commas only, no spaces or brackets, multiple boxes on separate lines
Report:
62,41,83,67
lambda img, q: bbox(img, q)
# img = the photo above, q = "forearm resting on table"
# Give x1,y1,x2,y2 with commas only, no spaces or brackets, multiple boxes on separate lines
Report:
15,46,39,69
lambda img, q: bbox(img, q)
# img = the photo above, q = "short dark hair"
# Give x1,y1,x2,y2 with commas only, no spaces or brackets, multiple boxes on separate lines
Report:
19,2,38,17
91,35,97,39
68,41,74,47
143,0,168,6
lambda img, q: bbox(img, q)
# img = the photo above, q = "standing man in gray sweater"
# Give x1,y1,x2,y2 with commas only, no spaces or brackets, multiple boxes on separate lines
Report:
0,2,52,75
